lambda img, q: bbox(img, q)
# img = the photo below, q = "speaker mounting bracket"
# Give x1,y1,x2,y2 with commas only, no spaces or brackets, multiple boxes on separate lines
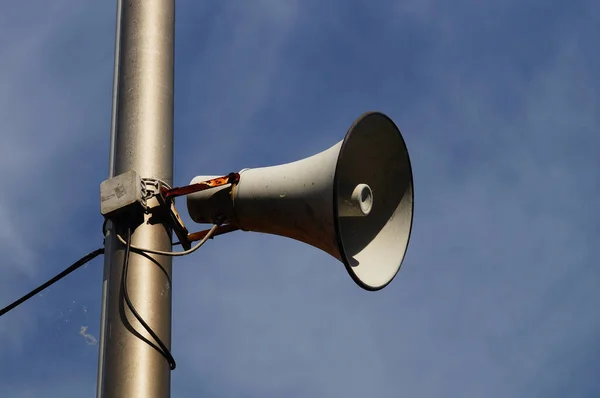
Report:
160,173,240,199
153,173,241,250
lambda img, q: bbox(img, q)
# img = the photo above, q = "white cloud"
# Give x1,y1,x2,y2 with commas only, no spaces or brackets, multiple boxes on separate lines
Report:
0,0,598,397
80,325,98,345
171,1,600,397
0,0,113,354
175,0,301,172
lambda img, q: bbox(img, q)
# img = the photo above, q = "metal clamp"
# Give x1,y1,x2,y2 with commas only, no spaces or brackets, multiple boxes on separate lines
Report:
147,173,241,250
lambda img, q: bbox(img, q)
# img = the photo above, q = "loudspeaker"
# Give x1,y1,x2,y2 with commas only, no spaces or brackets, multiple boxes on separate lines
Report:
187,112,414,291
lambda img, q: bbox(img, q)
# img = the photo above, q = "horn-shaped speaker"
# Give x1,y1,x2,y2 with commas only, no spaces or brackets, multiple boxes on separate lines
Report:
187,112,414,290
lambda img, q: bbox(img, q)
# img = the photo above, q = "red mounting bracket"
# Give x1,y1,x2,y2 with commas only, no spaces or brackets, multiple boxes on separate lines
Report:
156,173,241,250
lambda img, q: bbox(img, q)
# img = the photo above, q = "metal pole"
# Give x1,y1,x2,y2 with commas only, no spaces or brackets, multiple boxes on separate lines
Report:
98,1,175,397
96,1,123,396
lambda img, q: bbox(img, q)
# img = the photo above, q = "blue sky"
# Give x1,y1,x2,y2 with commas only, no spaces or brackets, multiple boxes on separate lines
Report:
1,0,599,397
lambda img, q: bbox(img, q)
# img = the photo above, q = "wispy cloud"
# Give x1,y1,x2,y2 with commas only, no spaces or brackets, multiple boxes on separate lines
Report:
175,0,301,172
172,1,600,397
0,0,113,365
0,0,598,397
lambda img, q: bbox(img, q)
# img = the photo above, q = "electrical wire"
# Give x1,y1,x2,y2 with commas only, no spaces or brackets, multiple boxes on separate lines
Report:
1,218,217,372
0,248,104,318
141,177,172,190
119,223,217,370
120,227,176,370
116,224,218,257
1,217,216,370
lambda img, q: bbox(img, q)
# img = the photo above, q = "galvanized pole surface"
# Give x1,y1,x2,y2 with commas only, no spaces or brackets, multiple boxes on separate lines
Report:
98,1,175,397
96,0,123,396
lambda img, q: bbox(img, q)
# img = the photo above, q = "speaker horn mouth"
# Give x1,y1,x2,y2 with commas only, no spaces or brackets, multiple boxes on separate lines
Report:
333,111,414,291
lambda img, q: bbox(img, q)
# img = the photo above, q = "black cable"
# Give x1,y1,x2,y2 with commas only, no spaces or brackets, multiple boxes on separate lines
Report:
121,227,177,370
0,226,177,370
0,248,104,318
